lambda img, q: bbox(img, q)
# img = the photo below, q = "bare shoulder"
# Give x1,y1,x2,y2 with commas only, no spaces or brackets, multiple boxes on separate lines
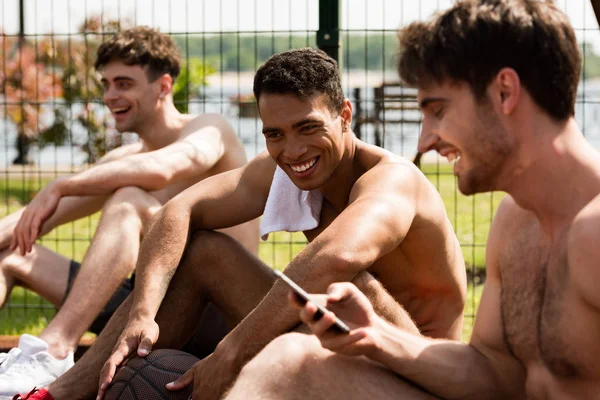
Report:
240,151,277,189
180,113,238,142
351,142,423,198
568,193,600,309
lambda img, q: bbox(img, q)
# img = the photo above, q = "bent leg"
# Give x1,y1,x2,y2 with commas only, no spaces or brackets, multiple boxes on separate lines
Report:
226,333,438,400
39,187,161,358
47,230,273,400
0,245,71,308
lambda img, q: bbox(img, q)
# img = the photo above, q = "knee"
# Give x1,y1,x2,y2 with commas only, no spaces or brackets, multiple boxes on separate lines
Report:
104,186,160,225
184,230,240,265
241,333,323,380
0,248,31,280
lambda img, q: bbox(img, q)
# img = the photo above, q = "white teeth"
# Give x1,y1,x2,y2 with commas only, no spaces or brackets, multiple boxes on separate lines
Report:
290,158,317,173
112,107,129,113
446,152,461,163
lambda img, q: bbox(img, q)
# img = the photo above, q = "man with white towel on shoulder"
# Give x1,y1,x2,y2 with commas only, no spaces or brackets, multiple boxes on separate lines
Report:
35,48,467,400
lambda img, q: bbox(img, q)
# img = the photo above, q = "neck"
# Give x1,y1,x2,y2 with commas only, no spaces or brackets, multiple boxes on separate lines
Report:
137,101,190,150
319,133,360,211
500,118,600,237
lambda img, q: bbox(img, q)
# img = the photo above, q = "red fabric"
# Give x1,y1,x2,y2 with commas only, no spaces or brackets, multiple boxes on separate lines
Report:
12,387,54,400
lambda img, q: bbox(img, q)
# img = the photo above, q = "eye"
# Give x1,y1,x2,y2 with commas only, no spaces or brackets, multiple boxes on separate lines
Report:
301,125,318,132
265,132,282,140
117,81,132,90
434,106,444,119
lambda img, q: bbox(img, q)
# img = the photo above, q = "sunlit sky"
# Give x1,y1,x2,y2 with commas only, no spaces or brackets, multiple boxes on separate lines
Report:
1,0,600,50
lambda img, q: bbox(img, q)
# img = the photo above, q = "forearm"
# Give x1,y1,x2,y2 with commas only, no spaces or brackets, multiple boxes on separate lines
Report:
0,195,105,249
129,204,192,319
57,157,167,197
39,195,107,236
370,320,511,400
223,253,361,368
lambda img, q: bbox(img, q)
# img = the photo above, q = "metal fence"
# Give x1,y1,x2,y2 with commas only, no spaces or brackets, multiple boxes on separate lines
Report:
1,0,600,340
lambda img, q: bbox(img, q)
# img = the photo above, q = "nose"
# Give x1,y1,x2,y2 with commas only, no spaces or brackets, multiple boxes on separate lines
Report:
284,135,308,161
103,86,118,104
417,121,440,154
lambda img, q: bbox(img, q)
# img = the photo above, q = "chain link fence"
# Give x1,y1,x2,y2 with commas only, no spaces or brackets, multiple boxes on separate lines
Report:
1,0,600,341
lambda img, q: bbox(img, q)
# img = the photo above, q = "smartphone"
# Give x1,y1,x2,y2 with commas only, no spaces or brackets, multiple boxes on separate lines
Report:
274,269,351,334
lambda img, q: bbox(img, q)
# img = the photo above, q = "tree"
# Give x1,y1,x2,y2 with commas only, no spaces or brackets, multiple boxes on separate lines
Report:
0,32,63,164
1,17,215,165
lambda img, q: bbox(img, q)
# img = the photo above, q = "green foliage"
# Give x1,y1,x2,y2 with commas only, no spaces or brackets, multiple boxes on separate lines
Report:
172,33,400,72
581,41,600,79
173,58,216,113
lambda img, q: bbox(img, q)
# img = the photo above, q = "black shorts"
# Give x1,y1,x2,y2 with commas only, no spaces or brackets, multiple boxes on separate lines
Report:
64,260,134,335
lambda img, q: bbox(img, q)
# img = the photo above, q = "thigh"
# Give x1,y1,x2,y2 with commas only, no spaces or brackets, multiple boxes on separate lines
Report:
234,333,438,400
154,230,275,347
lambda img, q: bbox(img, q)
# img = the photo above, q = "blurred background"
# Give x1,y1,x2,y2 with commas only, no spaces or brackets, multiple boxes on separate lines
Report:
1,0,600,342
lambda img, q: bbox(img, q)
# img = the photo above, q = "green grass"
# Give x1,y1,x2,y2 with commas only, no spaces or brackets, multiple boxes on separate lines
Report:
0,165,500,341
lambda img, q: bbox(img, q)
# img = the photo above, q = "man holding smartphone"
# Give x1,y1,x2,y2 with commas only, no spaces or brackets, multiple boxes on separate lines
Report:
24,47,466,400
226,1,600,399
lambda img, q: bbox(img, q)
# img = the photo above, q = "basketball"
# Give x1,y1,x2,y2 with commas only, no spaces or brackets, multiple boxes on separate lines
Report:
104,349,199,400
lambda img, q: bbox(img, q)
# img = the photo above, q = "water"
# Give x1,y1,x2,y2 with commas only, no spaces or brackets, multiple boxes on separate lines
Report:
2,82,600,167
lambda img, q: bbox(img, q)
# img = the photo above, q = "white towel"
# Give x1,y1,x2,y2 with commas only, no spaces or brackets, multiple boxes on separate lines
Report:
260,166,323,240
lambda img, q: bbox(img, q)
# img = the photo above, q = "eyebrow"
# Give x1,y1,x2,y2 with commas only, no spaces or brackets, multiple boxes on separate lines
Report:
419,97,447,110
262,118,324,134
101,76,135,84
291,118,324,129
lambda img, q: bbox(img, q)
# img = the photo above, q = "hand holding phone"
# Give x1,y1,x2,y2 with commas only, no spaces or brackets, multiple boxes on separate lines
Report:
274,269,351,334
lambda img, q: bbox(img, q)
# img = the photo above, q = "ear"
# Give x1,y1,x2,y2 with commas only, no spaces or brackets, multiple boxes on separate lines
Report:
158,73,173,99
340,98,353,131
493,68,520,115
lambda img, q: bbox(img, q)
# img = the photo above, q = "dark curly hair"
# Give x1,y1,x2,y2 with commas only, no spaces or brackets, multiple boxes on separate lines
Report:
398,0,581,121
95,26,181,82
253,48,345,115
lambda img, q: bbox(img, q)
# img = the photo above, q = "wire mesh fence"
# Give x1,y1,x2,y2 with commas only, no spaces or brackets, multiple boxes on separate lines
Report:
1,0,600,340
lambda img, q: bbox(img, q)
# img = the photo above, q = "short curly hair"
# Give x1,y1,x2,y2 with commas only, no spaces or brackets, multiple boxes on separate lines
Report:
253,48,345,115
398,0,581,121
95,26,181,82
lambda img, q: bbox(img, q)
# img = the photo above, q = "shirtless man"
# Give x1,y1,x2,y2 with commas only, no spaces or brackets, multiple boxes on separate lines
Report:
0,26,257,397
18,47,467,400
225,1,600,399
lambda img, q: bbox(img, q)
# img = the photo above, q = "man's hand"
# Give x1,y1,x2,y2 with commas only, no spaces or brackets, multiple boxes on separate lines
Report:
97,316,159,399
10,179,64,255
167,349,237,400
290,282,383,357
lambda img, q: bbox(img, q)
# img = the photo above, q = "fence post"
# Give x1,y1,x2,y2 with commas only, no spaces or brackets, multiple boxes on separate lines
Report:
14,0,32,165
317,0,341,68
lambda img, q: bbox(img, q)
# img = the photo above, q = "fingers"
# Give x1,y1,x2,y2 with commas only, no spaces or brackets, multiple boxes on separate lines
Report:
299,301,334,334
137,332,154,357
166,364,195,390
326,282,358,303
28,215,41,253
288,291,307,309
97,340,133,396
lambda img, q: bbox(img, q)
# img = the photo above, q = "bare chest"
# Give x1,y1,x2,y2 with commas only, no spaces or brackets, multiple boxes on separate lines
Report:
500,228,598,378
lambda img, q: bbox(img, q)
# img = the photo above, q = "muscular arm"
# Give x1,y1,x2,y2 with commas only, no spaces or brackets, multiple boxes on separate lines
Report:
129,153,274,320
359,196,527,400
220,163,423,369
54,115,230,197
